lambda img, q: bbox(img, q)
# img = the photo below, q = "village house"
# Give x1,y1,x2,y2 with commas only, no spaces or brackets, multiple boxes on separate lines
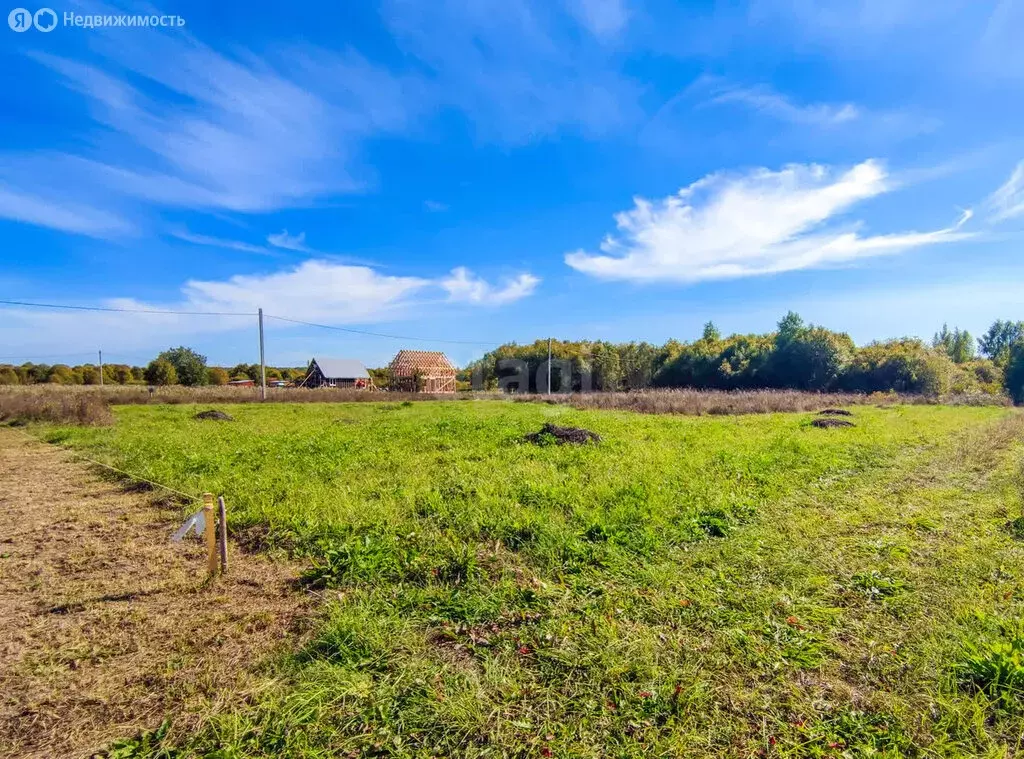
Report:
388,350,457,393
302,357,373,389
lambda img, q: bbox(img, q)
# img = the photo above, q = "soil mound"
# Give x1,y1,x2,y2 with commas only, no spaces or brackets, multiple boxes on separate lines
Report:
818,408,853,416
194,409,234,421
811,418,854,428
525,423,601,445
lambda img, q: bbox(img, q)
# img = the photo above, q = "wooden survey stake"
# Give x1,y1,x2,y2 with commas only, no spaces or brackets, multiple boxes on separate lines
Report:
217,496,228,574
203,492,217,577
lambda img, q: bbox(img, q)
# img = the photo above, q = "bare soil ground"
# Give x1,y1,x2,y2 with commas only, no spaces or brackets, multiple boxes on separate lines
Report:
0,428,312,759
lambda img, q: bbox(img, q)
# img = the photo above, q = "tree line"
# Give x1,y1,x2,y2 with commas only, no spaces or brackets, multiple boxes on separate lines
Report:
0,347,307,388
3,315,1023,402
466,314,1024,402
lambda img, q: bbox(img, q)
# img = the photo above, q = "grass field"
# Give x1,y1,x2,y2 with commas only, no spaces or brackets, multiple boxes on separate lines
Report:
42,401,1024,757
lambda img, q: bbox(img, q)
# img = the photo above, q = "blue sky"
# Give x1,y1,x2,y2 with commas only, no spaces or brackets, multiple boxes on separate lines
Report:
2,0,1023,368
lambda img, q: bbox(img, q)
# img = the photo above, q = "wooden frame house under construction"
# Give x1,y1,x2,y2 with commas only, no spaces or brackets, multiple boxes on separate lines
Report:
388,350,457,393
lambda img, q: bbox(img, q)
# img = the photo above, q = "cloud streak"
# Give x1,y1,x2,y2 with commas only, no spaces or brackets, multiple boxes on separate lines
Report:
565,160,972,283
267,230,311,252
170,229,271,255
0,183,133,238
987,161,1024,222
691,77,860,127
0,36,419,239
566,0,629,39
383,0,639,142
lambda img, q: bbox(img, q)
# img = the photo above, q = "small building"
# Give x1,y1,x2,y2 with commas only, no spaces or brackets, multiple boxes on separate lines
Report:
388,350,457,393
303,357,373,389
228,378,255,387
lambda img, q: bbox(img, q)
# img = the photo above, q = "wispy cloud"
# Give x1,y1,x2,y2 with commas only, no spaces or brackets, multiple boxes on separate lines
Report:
170,229,271,255
565,0,629,39
986,160,1024,222
0,183,133,238
691,77,860,127
267,230,311,252
565,160,972,283
0,35,420,237
441,267,540,305
383,0,639,142
424,200,449,212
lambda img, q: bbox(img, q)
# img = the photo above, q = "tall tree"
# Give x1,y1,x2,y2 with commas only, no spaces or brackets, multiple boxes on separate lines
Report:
157,346,208,387
978,320,1024,365
1004,341,1024,404
933,324,975,363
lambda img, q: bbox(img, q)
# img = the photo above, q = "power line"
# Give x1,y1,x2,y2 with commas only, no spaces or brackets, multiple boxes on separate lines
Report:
264,314,494,346
0,298,496,348
0,299,255,316
0,350,166,362
0,351,100,361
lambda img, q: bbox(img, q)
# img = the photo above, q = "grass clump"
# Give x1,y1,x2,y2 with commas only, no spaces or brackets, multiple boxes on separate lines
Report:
959,621,1024,709
850,570,908,600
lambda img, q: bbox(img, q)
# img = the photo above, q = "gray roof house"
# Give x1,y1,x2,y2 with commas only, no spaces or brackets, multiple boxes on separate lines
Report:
303,357,373,389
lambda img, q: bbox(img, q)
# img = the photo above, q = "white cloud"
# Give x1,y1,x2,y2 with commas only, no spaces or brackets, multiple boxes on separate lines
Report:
566,0,629,39
182,261,428,322
170,229,270,255
267,230,311,252
0,183,132,238
986,161,1024,222
424,200,449,212
440,267,540,305
565,160,972,282
693,77,860,127
0,261,538,357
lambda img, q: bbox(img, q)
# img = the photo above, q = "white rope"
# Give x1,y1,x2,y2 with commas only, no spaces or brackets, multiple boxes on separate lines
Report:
11,428,201,503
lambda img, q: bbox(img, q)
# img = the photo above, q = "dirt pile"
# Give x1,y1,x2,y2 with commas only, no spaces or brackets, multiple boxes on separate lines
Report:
524,423,601,445
811,418,855,428
194,409,233,421
818,408,853,416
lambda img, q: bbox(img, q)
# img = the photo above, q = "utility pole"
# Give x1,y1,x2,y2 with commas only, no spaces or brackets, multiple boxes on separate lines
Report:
98,349,103,386
258,307,267,401
547,337,552,395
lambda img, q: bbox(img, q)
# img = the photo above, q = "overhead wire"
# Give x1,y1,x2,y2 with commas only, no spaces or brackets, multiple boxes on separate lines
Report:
0,298,497,352
264,314,494,346
0,299,255,316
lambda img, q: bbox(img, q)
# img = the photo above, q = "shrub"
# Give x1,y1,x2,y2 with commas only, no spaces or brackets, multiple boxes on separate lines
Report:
206,367,229,386
841,339,953,395
143,359,177,386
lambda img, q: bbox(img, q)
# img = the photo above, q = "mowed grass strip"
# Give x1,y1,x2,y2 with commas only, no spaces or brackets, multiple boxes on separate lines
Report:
44,402,1024,757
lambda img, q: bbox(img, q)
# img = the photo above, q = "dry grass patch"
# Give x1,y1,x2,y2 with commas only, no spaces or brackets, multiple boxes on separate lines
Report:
0,429,313,759
516,388,1008,415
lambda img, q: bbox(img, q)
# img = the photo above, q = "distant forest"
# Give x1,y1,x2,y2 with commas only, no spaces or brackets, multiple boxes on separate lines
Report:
466,314,1024,403
2,314,1024,403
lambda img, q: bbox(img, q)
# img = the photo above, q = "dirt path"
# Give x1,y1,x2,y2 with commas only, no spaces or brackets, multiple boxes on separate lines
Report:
0,429,312,759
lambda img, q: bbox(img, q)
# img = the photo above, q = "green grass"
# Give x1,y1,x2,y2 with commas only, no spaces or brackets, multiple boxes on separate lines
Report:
44,401,1024,757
